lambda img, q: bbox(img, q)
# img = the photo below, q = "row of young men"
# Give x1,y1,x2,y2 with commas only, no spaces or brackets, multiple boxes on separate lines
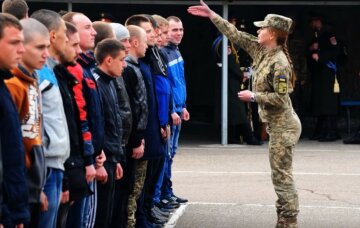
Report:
0,0,189,227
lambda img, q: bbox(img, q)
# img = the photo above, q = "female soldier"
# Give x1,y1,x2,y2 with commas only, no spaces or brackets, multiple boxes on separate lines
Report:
188,1,302,227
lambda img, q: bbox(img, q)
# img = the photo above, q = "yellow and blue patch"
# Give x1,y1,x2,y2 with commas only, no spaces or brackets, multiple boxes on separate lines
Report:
277,75,287,94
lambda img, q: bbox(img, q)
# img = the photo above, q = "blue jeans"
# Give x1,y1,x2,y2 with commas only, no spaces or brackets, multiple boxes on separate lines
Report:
39,168,63,228
161,123,181,198
152,141,169,203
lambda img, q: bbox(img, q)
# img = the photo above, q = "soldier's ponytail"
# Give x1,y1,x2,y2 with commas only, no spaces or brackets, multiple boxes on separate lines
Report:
270,27,297,88
282,42,297,89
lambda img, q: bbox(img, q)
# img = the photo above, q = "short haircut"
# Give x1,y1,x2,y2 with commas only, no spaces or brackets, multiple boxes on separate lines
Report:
2,0,28,20
30,9,63,32
95,38,125,64
62,11,80,24
152,14,169,28
58,10,68,17
20,18,49,43
167,16,181,23
0,12,22,39
142,14,158,29
127,25,144,42
93,21,114,47
65,21,77,37
125,14,150,27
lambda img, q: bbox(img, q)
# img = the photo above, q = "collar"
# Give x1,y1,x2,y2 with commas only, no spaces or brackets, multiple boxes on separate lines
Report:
125,55,139,64
53,64,79,86
0,68,14,80
166,42,178,49
11,65,37,83
93,67,114,83
45,57,59,70
78,51,96,67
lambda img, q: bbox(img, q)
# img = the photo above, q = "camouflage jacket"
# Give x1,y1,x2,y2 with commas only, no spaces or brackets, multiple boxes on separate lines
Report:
212,14,295,124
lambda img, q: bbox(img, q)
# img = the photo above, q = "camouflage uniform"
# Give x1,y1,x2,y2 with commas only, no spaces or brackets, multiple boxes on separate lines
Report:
212,14,301,227
127,160,147,228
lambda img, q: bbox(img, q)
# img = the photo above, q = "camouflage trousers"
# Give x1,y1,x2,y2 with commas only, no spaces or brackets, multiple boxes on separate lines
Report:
267,112,301,225
127,160,148,228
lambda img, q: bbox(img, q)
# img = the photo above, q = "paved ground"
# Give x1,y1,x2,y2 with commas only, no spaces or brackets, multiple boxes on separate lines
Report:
165,139,360,228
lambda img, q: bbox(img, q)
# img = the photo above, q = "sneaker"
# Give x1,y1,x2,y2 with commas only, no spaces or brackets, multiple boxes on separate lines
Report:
146,207,168,225
153,204,171,217
160,198,180,209
170,194,188,204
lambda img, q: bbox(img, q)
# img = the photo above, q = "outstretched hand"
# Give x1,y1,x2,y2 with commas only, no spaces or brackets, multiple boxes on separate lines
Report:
187,0,215,19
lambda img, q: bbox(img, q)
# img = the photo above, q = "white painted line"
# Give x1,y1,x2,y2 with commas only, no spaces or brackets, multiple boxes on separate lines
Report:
188,202,360,211
164,204,188,228
179,146,360,153
173,171,360,176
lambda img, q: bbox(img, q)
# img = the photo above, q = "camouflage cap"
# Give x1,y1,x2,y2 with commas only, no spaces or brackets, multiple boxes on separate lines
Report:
253,14,293,33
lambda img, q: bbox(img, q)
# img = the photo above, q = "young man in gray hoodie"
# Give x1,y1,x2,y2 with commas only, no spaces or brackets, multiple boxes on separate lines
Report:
31,9,71,227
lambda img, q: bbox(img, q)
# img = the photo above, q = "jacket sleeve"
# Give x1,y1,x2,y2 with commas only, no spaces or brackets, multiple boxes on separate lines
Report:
211,14,260,60
123,67,144,149
67,64,95,166
255,63,293,107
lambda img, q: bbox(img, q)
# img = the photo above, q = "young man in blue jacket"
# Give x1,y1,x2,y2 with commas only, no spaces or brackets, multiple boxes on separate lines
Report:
159,16,189,205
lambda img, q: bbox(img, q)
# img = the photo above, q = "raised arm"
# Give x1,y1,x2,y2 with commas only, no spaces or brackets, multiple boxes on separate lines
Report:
188,0,260,59
187,0,217,19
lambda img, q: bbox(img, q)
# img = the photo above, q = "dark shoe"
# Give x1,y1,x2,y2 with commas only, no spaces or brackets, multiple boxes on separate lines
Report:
153,204,171,217
245,136,263,145
154,202,174,213
170,194,188,204
160,198,180,209
146,208,168,225
228,138,242,144
309,134,321,140
343,136,360,144
318,134,337,142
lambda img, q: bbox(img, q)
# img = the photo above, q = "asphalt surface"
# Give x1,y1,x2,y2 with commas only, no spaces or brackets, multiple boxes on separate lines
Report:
166,139,360,228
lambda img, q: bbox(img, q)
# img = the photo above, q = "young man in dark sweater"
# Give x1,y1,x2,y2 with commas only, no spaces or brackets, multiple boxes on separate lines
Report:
0,13,29,227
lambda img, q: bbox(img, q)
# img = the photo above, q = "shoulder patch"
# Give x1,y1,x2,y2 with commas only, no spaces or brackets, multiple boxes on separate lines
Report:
277,75,287,94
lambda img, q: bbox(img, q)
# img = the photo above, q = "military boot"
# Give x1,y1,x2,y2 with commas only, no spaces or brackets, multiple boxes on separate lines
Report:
276,216,298,228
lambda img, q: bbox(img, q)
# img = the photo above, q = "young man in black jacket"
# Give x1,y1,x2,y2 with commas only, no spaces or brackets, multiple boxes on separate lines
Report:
93,38,127,227
121,25,149,228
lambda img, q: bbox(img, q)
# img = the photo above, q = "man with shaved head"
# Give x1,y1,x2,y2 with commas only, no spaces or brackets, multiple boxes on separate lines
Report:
119,24,149,228
5,17,49,227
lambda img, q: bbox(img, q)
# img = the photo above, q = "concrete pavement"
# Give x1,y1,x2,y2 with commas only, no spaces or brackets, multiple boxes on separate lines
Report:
167,139,360,228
